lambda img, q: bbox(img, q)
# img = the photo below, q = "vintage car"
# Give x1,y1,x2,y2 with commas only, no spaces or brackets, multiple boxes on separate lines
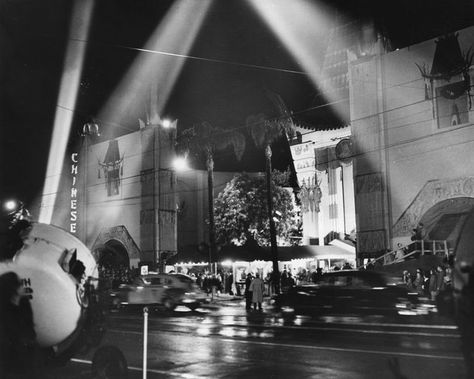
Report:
276,270,419,316
109,273,208,311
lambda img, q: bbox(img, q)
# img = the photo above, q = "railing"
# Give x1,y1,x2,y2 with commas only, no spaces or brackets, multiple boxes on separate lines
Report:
364,240,449,269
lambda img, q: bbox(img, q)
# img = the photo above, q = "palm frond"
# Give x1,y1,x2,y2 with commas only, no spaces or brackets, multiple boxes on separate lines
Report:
247,113,268,147
222,130,246,161
265,89,296,139
265,89,291,118
177,121,246,162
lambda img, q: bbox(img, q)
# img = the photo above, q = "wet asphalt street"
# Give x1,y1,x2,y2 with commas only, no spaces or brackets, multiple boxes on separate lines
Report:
46,296,467,379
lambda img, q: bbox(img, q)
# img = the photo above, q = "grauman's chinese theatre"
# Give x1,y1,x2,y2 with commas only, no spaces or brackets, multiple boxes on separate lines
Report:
349,27,474,263
44,120,178,270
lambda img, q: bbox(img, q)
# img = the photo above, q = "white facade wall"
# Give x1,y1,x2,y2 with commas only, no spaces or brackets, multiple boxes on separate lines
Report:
290,126,356,246
350,26,474,257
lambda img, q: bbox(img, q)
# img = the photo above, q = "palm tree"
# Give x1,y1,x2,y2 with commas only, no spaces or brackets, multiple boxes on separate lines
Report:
177,121,245,273
247,104,294,293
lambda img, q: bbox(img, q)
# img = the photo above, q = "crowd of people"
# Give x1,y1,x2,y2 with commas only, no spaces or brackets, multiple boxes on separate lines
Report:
401,265,451,300
195,272,229,296
98,266,137,290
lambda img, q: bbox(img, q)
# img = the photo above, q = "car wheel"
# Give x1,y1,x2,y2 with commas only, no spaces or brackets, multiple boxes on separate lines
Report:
163,297,176,311
293,306,304,315
188,303,199,311
111,297,121,310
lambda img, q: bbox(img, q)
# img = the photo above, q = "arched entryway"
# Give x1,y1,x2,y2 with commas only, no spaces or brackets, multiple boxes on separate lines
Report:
91,225,141,269
451,208,474,292
418,197,474,252
393,176,474,238
94,239,130,269
410,197,474,292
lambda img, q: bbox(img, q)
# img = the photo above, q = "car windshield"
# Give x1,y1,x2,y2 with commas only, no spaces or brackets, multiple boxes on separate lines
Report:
140,275,166,285
172,274,194,283
149,278,163,285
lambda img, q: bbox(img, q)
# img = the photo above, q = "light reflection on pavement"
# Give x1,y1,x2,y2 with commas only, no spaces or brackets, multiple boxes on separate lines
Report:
44,296,466,379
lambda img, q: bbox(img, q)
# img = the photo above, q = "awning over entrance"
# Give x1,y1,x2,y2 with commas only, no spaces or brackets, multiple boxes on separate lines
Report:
220,244,271,262
275,245,355,261
328,238,356,254
167,243,271,265
168,243,355,265
166,247,209,265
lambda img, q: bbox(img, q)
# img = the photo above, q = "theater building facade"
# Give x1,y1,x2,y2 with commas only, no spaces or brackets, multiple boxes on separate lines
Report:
289,125,356,249
52,122,178,270
349,26,474,263
43,120,246,271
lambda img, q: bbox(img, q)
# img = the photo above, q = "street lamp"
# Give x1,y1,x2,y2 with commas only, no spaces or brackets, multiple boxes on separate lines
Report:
3,200,19,214
2,199,31,225
172,156,188,172
153,155,188,272
161,118,172,129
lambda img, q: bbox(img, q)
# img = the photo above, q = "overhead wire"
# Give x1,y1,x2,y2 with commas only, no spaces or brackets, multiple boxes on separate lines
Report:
26,26,474,201
38,100,474,205
41,80,474,192
26,28,435,135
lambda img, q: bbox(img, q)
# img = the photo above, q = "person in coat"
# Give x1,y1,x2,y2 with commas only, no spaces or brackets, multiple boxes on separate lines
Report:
249,273,265,311
244,273,253,311
428,268,438,301
413,268,424,296
435,265,446,294
455,262,474,378
402,270,413,289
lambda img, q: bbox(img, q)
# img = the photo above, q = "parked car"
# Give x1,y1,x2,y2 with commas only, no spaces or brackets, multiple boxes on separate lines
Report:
109,273,208,311
276,270,419,316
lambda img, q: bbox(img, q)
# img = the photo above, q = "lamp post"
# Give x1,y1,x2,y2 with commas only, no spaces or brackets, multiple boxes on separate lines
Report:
81,120,100,246
2,199,31,225
154,118,178,273
156,156,187,272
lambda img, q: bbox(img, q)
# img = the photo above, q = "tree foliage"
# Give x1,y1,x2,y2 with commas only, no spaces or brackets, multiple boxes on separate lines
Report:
176,121,246,272
214,172,297,247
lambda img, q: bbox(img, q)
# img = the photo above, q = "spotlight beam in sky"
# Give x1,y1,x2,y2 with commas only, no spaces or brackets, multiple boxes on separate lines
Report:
39,0,95,224
247,0,348,119
85,0,212,240
98,0,213,133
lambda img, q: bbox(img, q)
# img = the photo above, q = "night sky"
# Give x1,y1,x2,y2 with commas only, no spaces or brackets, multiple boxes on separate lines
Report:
1,0,473,208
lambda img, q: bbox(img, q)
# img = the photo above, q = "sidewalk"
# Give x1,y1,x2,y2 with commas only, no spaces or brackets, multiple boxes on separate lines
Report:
205,292,243,305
